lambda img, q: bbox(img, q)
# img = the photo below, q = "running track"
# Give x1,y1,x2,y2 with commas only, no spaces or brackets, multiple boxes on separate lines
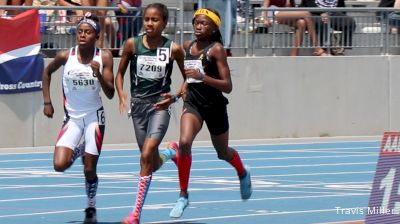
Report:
0,137,381,224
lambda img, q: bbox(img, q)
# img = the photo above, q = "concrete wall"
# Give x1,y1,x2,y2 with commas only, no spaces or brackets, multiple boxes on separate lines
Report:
0,56,397,148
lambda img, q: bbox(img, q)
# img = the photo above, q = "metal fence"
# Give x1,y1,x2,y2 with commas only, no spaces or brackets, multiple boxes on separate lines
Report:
247,7,400,56
1,5,400,56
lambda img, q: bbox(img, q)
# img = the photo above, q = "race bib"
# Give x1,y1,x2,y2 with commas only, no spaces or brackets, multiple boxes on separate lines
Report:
97,109,105,125
67,69,97,91
157,47,170,63
184,60,204,83
136,48,169,79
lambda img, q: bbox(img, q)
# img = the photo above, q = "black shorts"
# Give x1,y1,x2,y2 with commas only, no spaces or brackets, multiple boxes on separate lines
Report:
183,101,229,136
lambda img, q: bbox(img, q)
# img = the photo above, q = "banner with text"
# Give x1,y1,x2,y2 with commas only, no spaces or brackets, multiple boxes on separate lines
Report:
0,9,44,94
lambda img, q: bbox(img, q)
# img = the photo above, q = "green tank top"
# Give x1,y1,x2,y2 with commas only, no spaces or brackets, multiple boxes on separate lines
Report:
129,35,174,98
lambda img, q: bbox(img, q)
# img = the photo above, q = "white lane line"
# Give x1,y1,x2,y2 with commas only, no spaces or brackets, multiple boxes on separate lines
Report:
0,152,378,164
0,194,369,218
148,207,365,223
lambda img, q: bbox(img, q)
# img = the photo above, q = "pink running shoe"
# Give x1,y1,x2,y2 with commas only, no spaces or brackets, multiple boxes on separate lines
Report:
167,141,179,165
122,213,139,224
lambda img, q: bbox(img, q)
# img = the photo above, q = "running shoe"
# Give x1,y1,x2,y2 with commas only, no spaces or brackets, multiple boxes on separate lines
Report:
122,212,140,224
239,165,252,200
83,207,97,224
167,141,179,165
169,197,189,218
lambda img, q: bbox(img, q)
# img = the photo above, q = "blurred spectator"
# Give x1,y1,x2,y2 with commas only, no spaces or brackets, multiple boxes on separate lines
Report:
237,0,252,23
378,0,400,33
262,0,327,56
103,9,118,49
389,0,400,31
58,0,118,49
112,0,142,51
33,0,57,33
81,0,108,48
198,0,237,56
377,0,400,11
34,0,57,10
0,0,7,17
237,0,250,17
7,0,33,16
237,0,261,32
300,0,356,55
58,0,83,23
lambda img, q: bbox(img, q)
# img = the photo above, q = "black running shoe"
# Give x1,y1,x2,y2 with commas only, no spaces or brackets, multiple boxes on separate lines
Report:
84,207,97,224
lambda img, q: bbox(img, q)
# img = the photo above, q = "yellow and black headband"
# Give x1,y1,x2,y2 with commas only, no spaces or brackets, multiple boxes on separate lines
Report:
194,8,221,28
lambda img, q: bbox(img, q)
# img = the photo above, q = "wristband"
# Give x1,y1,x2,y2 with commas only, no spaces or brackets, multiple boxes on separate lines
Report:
43,102,52,106
172,94,180,103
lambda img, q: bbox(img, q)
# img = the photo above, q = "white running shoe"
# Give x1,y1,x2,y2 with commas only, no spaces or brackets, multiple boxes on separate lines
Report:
239,165,252,200
169,197,189,218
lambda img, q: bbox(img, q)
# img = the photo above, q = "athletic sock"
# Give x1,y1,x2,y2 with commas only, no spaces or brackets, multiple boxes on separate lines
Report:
228,150,246,177
178,154,192,192
131,175,152,221
85,176,98,208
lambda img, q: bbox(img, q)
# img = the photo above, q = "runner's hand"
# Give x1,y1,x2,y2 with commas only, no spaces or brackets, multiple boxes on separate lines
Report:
90,60,101,77
43,104,54,118
154,93,174,110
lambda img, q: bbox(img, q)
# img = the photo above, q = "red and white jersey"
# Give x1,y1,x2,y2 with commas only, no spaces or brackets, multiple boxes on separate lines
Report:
62,46,103,118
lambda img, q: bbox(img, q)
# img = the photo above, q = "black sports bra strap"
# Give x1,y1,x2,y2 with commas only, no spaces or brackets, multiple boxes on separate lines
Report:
187,40,196,55
187,40,217,59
